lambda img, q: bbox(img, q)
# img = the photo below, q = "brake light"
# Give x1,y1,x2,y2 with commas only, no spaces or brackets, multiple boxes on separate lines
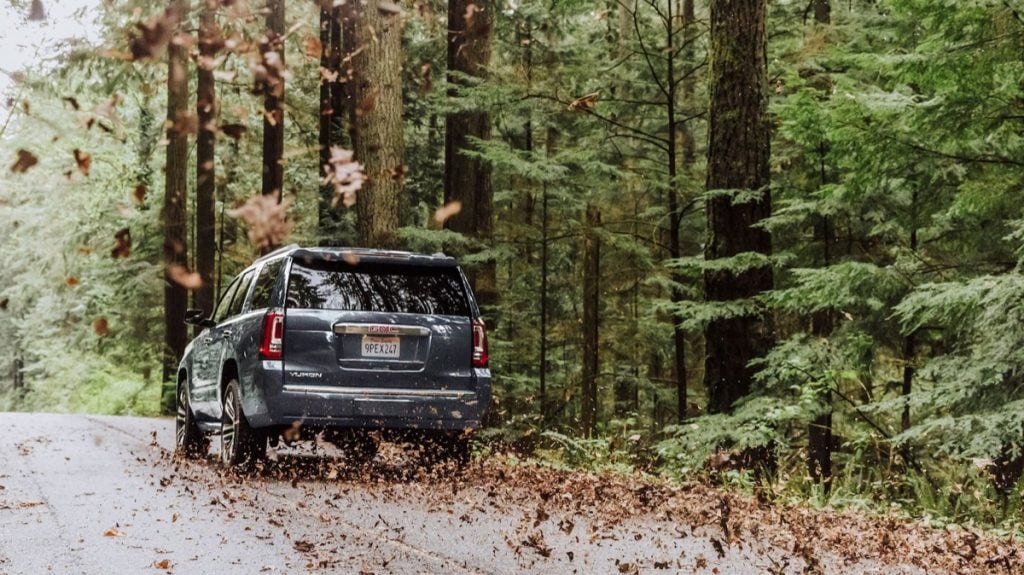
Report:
260,309,284,360
472,318,488,368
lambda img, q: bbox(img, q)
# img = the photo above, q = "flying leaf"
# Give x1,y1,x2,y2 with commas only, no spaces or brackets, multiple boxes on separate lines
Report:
167,264,203,289
27,0,44,21
94,318,110,337
65,277,80,287
129,9,178,62
73,149,92,176
227,194,294,251
303,35,322,59
434,202,462,224
322,146,365,208
10,149,38,173
464,3,479,27
132,184,147,206
111,228,132,259
568,92,600,111
63,96,80,110
420,63,432,92
219,123,247,140
378,2,402,15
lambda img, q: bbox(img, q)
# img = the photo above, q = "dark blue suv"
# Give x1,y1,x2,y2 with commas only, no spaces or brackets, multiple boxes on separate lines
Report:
174,246,491,467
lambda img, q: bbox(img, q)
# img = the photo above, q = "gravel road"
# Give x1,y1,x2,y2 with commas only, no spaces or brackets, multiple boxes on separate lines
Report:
0,413,957,574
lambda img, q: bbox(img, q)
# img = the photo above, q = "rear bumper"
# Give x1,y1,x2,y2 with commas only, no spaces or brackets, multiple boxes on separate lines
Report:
243,362,491,432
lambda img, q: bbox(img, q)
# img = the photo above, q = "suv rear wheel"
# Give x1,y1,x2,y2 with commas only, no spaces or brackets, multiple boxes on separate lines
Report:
175,384,208,459
221,379,266,468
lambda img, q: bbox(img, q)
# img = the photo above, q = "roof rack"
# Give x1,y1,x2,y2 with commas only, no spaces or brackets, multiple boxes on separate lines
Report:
253,243,299,263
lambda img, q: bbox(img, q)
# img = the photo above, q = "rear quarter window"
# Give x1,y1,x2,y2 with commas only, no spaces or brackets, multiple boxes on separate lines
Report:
286,261,470,316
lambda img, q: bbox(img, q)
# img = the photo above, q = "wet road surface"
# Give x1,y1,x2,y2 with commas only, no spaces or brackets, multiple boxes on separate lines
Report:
0,413,938,574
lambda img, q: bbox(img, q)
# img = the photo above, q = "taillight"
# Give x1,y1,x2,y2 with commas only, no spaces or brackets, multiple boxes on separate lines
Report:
472,317,488,368
259,309,284,360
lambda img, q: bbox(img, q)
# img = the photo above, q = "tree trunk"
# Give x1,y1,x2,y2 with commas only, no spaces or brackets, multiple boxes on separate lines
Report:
261,0,285,201
318,4,344,245
703,0,773,414
445,0,496,310
195,0,217,329
162,0,190,412
807,0,834,488
352,0,404,249
669,0,696,423
581,203,601,437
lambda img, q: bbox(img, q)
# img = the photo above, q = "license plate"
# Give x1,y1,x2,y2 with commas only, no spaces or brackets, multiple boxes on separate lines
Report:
361,335,400,358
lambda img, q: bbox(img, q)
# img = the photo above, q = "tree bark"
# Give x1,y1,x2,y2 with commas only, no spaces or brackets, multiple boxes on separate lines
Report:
445,0,496,309
260,0,285,201
807,0,834,488
581,203,601,437
195,0,217,328
318,4,344,245
352,0,404,249
704,0,773,414
162,0,190,411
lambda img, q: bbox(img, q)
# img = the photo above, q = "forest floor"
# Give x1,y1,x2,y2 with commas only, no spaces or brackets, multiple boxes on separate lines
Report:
0,413,1020,574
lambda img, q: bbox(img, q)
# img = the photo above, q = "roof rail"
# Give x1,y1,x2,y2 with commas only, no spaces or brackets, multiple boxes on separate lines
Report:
254,243,299,263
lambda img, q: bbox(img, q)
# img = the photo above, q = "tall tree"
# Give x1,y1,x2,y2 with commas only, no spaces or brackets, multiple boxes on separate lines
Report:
195,0,218,323
260,0,285,200
444,0,496,309
318,3,341,244
352,0,404,248
163,0,190,408
581,203,601,436
806,0,834,487
703,0,773,414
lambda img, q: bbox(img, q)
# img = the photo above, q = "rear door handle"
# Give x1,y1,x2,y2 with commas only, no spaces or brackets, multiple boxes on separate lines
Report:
221,329,234,339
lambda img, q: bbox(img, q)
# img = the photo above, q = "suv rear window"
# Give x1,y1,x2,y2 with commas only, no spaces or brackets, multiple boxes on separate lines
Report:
287,261,470,316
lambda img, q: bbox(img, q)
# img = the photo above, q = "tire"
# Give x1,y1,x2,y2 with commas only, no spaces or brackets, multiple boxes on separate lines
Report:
175,383,208,459
220,379,266,469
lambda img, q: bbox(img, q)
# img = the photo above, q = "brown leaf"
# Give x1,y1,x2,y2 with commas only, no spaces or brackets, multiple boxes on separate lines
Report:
464,3,479,28
420,63,432,92
433,201,462,225
27,0,45,21
132,184,147,206
293,540,315,553
94,318,110,336
357,87,378,116
378,1,403,15
129,9,178,62
568,92,600,111
167,111,198,136
322,146,365,208
303,35,322,59
227,195,294,251
65,277,80,287
111,228,132,259
10,149,38,173
152,559,171,569
219,123,247,140
167,264,203,289
73,149,92,176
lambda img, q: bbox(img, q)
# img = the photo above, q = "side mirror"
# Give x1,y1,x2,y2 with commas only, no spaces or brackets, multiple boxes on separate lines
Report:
184,309,215,328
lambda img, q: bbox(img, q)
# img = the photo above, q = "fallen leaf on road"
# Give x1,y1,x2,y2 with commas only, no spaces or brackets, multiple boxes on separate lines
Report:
104,527,126,537
293,540,314,553
152,558,171,569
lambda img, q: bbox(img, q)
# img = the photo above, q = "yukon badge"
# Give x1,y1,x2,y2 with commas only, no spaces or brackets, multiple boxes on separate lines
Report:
289,371,323,379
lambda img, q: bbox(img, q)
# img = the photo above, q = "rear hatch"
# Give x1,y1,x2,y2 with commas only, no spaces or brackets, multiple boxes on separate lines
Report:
281,256,476,392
